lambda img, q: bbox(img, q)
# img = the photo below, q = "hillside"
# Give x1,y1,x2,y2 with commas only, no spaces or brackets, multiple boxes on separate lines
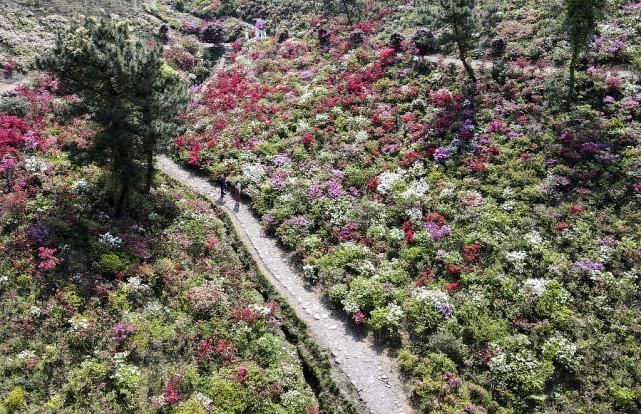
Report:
2,0,641,413
0,0,199,71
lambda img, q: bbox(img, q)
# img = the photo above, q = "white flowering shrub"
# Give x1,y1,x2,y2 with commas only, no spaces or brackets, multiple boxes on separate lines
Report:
98,232,122,248
401,180,429,203
542,335,581,372
377,170,405,195
110,352,141,398
506,250,528,272
488,337,554,394
522,278,547,297
242,163,266,185
70,179,90,194
23,156,48,173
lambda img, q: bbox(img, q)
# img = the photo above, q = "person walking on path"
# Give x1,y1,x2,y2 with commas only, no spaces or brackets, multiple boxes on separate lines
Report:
255,18,267,39
234,181,242,212
218,174,226,199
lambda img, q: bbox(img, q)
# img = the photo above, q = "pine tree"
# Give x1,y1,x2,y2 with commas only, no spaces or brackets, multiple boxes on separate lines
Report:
135,64,188,194
322,0,360,25
420,0,478,82
38,18,187,217
563,0,605,105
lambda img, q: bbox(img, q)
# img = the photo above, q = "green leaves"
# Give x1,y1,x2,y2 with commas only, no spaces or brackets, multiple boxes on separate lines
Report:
418,0,479,80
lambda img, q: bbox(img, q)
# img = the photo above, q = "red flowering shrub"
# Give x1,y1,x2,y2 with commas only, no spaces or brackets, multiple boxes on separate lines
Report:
233,304,261,324
163,377,182,405
379,47,397,65
463,244,480,264
37,247,58,271
415,268,433,287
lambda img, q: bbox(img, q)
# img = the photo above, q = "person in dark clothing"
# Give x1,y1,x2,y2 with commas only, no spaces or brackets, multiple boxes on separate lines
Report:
159,24,169,45
278,30,289,44
219,174,226,199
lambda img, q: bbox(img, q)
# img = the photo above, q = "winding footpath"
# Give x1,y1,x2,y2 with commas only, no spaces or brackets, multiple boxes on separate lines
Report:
157,155,413,414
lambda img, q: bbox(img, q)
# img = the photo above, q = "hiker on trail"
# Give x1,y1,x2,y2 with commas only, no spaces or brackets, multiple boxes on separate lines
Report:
255,18,267,39
235,182,242,202
159,24,169,45
218,174,226,199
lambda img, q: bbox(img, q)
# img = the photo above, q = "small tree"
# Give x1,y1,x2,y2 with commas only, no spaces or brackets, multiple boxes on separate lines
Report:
38,18,186,217
563,0,605,105
199,22,225,44
420,0,478,81
321,0,360,25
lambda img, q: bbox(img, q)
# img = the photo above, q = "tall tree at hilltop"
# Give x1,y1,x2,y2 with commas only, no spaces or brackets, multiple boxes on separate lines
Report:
38,18,187,217
322,0,360,25
420,0,478,82
563,0,605,105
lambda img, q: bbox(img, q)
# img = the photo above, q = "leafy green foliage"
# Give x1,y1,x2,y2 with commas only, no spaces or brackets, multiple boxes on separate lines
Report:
563,0,606,103
419,0,478,80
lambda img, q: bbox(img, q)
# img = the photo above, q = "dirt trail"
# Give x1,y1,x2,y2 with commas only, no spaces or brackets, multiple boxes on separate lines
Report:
156,155,414,414
423,54,635,79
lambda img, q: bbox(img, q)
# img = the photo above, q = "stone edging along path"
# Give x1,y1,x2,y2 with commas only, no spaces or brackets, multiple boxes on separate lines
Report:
157,156,413,414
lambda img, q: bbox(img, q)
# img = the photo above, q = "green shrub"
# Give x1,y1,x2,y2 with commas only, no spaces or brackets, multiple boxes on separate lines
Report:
254,333,281,366
0,96,28,117
610,385,636,408
369,304,403,336
99,253,123,274
204,374,249,413
404,297,443,336
2,387,26,413
398,349,418,373
344,277,388,313
173,398,207,414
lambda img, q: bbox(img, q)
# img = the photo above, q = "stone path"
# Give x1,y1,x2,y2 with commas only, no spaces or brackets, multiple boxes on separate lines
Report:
157,155,413,414
0,77,27,95
423,54,635,80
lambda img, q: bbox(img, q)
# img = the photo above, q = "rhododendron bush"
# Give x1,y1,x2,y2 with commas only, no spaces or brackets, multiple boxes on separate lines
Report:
173,8,641,412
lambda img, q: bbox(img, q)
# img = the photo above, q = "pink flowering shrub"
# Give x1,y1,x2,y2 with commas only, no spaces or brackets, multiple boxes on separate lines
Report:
36,247,58,271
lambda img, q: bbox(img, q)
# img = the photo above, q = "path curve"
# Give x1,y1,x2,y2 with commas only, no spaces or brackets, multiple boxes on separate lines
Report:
157,156,414,414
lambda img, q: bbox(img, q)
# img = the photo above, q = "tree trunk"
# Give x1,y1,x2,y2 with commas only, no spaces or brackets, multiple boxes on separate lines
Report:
342,0,353,24
115,183,129,219
458,42,476,82
145,150,154,194
567,48,578,108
